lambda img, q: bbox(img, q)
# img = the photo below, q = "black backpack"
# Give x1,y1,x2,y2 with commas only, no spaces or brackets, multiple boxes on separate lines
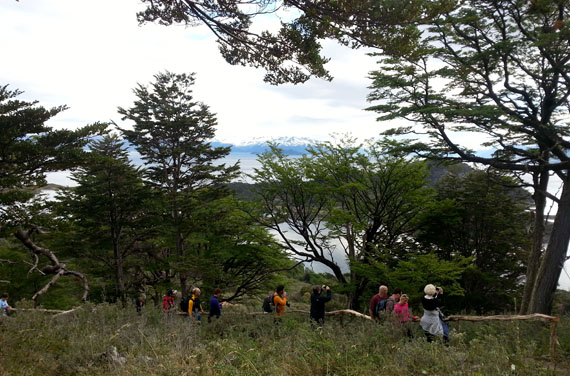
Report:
261,294,274,313
180,296,194,313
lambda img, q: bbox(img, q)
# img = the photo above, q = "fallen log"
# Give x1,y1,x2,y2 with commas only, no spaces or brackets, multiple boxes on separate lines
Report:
12,308,69,314
445,313,560,359
445,313,558,322
11,306,82,316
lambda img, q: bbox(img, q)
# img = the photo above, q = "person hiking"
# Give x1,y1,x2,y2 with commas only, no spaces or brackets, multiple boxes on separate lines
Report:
310,285,332,327
208,288,223,323
188,287,203,324
162,289,176,313
0,293,13,317
135,294,146,315
385,288,402,314
369,285,388,319
273,285,288,322
420,284,449,342
394,293,419,337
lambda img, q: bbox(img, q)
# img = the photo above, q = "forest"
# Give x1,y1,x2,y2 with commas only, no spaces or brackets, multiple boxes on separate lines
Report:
2,0,570,374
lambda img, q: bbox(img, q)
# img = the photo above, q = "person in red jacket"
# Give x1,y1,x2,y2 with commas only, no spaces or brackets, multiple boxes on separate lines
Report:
163,289,176,312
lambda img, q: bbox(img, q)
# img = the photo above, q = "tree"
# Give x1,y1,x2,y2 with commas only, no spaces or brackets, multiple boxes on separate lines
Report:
136,0,453,84
0,84,105,227
417,169,532,312
387,253,469,312
191,197,293,302
0,84,104,302
365,0,570,314
252,138,433,308
118,71,239,297
56,135,153,302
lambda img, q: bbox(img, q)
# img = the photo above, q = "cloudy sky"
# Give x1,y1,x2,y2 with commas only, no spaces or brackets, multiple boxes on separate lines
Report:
0,0,386,144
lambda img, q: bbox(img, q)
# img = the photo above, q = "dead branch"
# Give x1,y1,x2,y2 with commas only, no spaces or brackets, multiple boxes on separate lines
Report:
31,269,65,301
28,253,40,274
64,270,89,302
53,306,83,317
14,226,89,303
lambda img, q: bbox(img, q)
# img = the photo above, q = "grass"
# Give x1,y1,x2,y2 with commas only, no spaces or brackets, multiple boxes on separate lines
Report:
0,302,568,376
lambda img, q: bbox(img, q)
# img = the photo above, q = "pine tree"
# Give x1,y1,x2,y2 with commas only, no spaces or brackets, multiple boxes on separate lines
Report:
118,72,239,296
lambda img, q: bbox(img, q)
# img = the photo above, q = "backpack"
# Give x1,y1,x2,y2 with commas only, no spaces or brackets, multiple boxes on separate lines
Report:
375,297,394,317
261,294,274,313
180,296,194,313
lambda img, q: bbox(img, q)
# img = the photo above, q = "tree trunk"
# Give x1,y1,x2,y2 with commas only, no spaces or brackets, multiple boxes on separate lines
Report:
113,233,126,303
350,275,369,312
114,253,126,303
529,175,570,314
176,227,188,297
520,170,548,314
317,256,347,285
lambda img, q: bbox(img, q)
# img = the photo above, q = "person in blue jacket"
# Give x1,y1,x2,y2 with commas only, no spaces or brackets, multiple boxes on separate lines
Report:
208,288,223,323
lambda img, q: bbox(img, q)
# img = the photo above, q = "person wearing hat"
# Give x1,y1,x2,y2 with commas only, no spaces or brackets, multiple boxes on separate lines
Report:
163,289,176,313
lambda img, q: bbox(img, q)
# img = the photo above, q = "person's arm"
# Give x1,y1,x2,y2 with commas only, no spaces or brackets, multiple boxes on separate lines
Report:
434,292,445,308
319,289,332,303
188,299,194,315
369,296,377,317
274,294,287,311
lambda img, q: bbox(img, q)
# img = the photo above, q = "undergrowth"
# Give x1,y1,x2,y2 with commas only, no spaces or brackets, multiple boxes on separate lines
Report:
0,303,568,376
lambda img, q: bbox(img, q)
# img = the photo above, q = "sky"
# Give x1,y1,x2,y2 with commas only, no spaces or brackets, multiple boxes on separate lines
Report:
0,0,385,144
2,0,570,290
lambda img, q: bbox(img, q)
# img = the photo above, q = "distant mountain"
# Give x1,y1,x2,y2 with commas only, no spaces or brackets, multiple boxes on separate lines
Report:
212,136,320,155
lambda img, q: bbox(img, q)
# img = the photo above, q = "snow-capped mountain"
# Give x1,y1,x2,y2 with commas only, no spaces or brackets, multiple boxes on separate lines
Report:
212,136,321,155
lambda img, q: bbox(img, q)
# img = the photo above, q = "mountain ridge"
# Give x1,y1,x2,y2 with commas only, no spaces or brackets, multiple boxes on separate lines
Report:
212,136,320,155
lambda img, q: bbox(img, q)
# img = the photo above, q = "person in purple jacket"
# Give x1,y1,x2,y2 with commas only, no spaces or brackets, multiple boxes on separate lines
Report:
208,288,223,323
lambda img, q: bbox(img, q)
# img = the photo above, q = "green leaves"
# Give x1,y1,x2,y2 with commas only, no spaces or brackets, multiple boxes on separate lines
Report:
0,84,106,225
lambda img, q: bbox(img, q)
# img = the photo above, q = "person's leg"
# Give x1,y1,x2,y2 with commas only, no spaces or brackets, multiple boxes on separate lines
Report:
440,318,450,341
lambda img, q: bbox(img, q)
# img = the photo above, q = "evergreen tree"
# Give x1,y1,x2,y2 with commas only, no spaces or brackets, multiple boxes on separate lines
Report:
57,135,153,302
0,84,104,228
118,72,239,296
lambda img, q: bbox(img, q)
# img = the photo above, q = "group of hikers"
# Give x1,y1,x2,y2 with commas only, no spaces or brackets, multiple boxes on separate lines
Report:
148,282,449,342
158,287,224,324
368,284,449,342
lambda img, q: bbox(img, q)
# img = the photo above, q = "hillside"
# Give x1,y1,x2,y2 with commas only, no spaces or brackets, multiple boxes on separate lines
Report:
1,301,568,375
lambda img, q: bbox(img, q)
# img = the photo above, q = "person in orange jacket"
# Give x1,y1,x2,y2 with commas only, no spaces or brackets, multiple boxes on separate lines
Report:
273,285,288,317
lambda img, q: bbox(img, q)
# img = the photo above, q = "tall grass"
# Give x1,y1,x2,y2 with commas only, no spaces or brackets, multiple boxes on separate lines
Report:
0,303,568,375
